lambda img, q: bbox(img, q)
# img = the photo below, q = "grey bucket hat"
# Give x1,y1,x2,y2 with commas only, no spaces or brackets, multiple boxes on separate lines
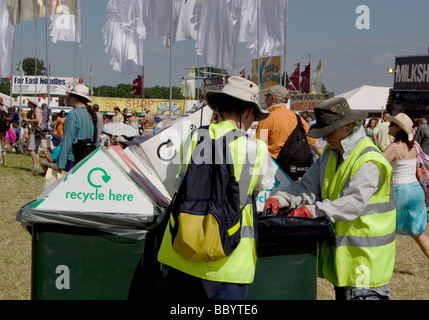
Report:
307,96,367,138
204,76,270,121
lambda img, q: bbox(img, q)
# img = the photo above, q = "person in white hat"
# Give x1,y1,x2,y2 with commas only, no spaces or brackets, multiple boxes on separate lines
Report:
158,76,274,300
56,84,99,171
383,112,429,259
23,98,43,171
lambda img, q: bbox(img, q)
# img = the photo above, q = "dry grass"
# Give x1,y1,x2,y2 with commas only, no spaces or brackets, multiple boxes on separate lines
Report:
317,228,429,300
1,152,428,300
0,152,44,300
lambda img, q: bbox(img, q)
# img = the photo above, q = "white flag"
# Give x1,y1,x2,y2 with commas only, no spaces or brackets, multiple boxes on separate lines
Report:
310,60,322,94
0,0,15,78
49,0,81,43
102,0,144,74
181,66,196,99
232,0,286,57
192,0,238,69
6,0,39,25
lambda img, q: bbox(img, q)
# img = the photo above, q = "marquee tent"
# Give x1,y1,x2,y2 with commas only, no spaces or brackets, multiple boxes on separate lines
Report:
337,85,390,112
0,92,11,107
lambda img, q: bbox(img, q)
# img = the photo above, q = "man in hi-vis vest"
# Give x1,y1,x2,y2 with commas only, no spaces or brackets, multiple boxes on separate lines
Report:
158,77,274,300
265,97,396,300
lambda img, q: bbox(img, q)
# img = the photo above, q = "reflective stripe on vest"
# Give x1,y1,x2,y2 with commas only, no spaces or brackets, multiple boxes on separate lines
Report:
319,137,396,287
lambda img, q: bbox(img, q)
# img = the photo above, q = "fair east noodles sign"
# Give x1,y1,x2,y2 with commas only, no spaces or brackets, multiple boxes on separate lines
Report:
12,75,76,95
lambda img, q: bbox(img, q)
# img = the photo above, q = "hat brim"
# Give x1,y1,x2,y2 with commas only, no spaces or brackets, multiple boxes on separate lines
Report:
384,115,414,141
66,91,92,103
204,91,270,122
307,111,367,138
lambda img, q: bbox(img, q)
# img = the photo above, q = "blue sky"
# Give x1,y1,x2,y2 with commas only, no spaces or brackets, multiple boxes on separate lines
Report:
12,0,429,95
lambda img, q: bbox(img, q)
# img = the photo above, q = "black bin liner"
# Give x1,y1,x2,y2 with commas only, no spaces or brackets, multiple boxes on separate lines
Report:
257,216,336,257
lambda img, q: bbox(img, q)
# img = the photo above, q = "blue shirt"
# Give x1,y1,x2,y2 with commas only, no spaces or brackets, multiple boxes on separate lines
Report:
51,145,61,161
57,106,99,169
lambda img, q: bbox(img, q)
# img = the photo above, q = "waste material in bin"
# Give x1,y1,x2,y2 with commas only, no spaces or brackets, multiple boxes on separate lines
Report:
248,216,335,300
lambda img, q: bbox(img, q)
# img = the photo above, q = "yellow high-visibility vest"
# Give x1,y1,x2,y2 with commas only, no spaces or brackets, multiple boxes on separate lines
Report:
157,121,268,284
319,138,396,287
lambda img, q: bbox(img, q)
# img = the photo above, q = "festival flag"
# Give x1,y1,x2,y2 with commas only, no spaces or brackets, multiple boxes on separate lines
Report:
192,0,237,69
89,65,94,96
288,63,300,92
232,0,286,57
6,0,39,25
301,62,311,93
0,0,15,78
310,60,322,94
49,0,81,43
102,0,144,74
181,66,196,99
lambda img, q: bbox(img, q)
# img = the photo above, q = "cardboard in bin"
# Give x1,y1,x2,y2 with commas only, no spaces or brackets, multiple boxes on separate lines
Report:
137,103,213,197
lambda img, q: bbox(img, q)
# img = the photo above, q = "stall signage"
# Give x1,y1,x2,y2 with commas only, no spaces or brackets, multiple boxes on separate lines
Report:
394,55,429,91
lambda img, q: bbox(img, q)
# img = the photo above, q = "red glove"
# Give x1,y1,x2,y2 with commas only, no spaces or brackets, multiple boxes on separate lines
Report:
288,206,313,218
264,198,280,215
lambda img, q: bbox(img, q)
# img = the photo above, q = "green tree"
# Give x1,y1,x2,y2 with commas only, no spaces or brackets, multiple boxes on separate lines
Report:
0,78,10,95
17,57,47,76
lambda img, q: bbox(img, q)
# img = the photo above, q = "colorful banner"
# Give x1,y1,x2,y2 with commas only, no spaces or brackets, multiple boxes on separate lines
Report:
290,93,326,111
12,75,75,95
251,56,281,89
88,96,186,115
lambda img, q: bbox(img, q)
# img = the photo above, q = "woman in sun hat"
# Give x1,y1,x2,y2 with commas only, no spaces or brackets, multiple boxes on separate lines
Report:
264,96,396,300
383,112,429,259
158,76,274,300
56,83,99,171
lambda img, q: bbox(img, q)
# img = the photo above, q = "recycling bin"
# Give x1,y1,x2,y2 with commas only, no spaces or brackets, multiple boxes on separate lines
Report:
248,216,335,300
31,224,148,300
16,146,171,300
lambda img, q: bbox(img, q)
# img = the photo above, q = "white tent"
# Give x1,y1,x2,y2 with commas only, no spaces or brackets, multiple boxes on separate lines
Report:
0,92,11,108
337,85,390,112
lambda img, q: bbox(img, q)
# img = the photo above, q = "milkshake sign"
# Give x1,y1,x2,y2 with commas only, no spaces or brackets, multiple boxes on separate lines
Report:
394,55,429,91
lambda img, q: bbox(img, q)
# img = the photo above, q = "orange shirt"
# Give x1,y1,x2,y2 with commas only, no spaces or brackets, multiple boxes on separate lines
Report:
255,104,318,159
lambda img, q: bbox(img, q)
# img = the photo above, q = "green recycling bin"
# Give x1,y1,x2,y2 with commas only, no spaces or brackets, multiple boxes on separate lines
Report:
248,216,335,300
31,224,148,300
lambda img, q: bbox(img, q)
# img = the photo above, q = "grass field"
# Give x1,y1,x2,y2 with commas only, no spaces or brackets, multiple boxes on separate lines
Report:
0,151,428,300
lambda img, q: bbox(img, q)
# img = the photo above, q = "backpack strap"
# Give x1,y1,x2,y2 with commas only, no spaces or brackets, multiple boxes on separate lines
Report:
218,129,256,207
180,126,256,208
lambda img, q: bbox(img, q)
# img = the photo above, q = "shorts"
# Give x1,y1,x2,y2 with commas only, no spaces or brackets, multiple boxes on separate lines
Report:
41,160,58,170
27,132,41,152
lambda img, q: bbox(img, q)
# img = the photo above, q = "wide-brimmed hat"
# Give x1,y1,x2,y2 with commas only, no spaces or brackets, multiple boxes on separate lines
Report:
27,97,38,107
385,113,414,141
66,84,91,102
204,76,270,121
307,96,367,138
